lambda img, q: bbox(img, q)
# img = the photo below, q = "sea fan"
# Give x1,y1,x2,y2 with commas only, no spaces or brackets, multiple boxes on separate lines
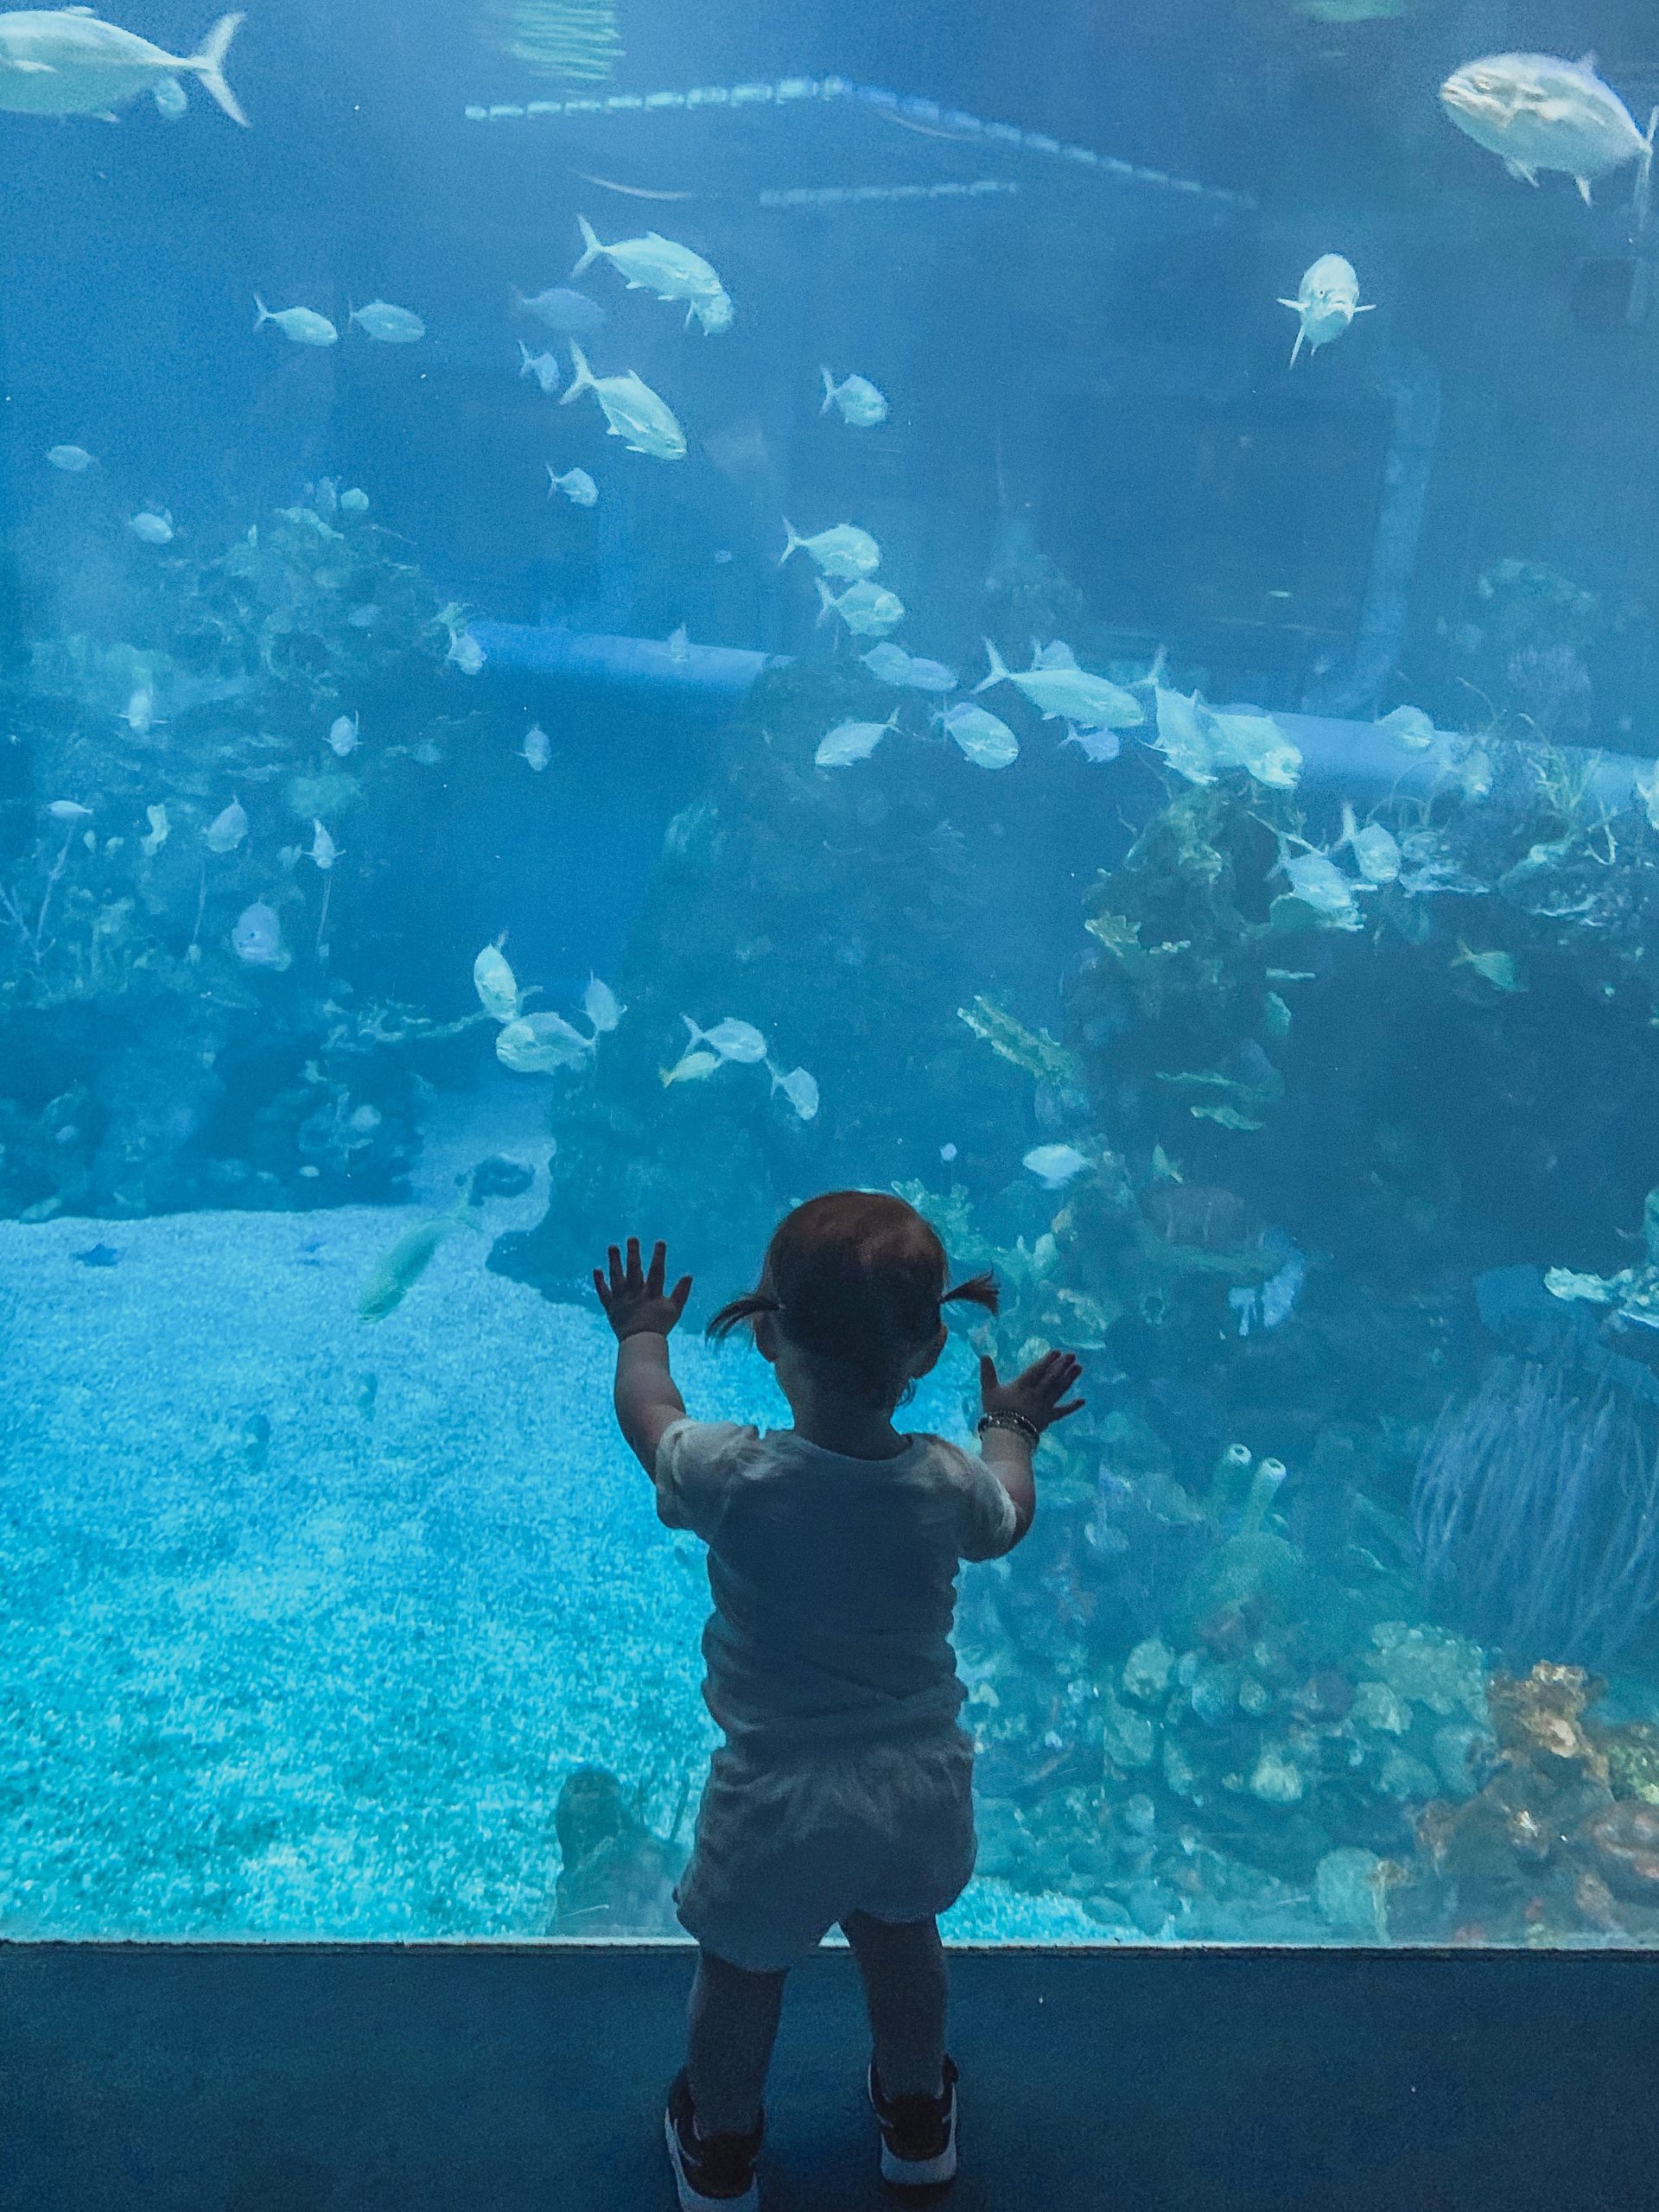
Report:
484,0,623,84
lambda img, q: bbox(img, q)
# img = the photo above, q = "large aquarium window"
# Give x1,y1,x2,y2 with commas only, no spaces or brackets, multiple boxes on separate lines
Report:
6,0,1659,1951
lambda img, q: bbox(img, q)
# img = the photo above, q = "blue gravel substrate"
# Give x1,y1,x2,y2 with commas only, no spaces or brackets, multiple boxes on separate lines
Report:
0,1208,1090,1944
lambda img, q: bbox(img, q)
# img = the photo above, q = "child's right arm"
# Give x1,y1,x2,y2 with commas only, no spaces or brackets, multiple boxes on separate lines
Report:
976,1349,1084,1543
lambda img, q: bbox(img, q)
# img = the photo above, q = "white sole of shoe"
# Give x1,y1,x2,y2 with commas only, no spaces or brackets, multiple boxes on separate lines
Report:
664,2107,760,2212
879,2130,958,2188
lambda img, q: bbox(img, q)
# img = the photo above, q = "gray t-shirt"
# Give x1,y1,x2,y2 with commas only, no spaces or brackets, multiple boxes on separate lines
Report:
655,1421,1020,1754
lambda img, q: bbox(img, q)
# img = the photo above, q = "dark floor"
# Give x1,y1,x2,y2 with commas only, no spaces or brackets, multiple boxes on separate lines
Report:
2,1942,1656,2210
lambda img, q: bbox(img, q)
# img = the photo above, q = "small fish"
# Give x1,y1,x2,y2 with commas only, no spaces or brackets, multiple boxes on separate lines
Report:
1440,53,1657,221
359,1211,472,1322
897,654,957,693
683,1014,767,1064
232,900,288,969
863,641,956,690
816,576,905,638
816,710,899,767
571,213,729,331
448,630,486,676
349,300,425,343
1376,703,1436,751
768,1063,820,1121
46,443,94,472
73,1243,122,1268
1024,1143,1090,1190
346,603,380,629
1274,842,1364,930
978,638,1143,729
1209,709,1302,789
1338,801,1402,885
1453,940,1524,992
254,296,338,346
46,798,92,821
0,9,245,122
519,340,563,395
1278,253,1375,367
512,283,606,334
660,1047,721,1086
1063,726,1122,764
940,1142,957,1162
561,341,686,461
780,518,881,580
123,686,161,735
495,1011,595,1073
546,464,598,505
665,623,690,665
327,712,359,757
521,724,551,772
582,975,624,1033
938,701,1019,769
308,819,338,871
821,367,888,426
139,802,168,856
203,797,248,852
473,942,521,1023
339,486,369,514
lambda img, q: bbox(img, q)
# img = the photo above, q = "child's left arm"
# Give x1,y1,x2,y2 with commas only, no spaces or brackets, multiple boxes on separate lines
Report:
594,1236,695,1474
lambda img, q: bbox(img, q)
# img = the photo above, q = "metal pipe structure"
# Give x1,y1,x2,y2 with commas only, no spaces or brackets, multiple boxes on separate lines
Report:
469,621,1649,809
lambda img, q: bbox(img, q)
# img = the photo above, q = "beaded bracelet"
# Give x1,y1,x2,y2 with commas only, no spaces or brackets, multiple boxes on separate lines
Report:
977,1408,1040,1447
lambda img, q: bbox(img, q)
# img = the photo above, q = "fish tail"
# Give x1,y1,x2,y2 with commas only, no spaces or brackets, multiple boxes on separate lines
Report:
682,1013,707,1049
571,214,603,279
519,340,534,371
814,576,836,626
253,292,270,327
975,637,1009,694
190,13,247,126
561,340,595,404
779,517,804,565
819,365,838,415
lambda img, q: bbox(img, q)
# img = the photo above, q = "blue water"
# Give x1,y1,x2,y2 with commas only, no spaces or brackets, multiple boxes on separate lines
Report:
4,0,1659,1949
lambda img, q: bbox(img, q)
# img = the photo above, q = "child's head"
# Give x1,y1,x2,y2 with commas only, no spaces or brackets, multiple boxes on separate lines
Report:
708,1191,998,1410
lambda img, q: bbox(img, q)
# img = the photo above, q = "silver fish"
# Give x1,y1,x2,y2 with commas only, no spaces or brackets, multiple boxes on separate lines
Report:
255,296,336,346
519,341,563,395
682,1014,767,1064
349,300,424,343
938,702,1018,769
572,214,730,333
820,367,887,425
546,464,598,505
0,8,245,123
1441,52,1657,219
560,341,685,461
1278,253,1374,367
978,638,1143,729
816,577,905,638
816,710,899,767
781,518,880,580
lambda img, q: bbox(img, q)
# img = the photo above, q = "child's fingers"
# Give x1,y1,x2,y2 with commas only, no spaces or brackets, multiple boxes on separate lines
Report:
645,1240,667,1295
668,1274,693,1316
978,1353,999,1397
592,1268,611,1307
1052,1395,1085,1421
607,1243,623,1292
625,1235,643,1287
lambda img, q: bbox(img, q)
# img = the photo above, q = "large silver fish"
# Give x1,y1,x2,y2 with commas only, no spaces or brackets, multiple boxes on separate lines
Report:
1440,53,1656,220
0,8,245,123
571,215,731,333
560,340,686,461
976,638,1144,731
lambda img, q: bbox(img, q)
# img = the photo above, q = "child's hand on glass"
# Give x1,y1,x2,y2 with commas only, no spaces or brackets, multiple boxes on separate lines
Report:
979,1348,1084,1435
594,1236,694,1340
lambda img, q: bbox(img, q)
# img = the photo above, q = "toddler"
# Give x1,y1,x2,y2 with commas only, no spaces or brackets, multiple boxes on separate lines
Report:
594,1190,1083,2209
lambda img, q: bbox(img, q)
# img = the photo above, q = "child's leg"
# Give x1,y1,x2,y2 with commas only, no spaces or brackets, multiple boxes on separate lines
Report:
684,1946,788,2137
841,1910,948,2100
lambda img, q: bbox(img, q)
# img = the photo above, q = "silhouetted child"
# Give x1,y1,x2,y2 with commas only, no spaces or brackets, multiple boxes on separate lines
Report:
594,1191,1083,2209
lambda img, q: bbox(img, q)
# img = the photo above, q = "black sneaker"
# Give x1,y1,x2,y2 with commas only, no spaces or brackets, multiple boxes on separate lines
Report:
868,2053,958,2188
664,2069,763,2211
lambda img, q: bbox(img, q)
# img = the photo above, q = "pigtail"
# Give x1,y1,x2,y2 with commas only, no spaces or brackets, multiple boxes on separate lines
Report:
941,1269,999,1318
705,1289,782,1343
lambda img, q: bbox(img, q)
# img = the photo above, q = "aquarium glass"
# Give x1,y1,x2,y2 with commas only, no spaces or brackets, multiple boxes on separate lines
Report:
6,0,1659,1948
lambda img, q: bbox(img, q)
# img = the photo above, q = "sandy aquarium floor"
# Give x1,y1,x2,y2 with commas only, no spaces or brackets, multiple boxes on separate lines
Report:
0,1204,1102,1944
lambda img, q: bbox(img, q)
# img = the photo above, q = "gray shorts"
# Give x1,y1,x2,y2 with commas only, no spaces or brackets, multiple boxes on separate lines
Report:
674,1727,978,1972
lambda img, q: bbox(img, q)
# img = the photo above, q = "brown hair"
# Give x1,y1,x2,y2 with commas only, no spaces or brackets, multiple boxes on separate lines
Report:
707,1191,998,1409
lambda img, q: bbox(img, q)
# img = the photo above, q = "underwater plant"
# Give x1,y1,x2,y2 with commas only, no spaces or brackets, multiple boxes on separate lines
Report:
1414,1352,1659,1671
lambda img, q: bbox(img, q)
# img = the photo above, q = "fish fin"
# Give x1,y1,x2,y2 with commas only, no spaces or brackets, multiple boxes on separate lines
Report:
684,302,696,329
1275,297,1302,310
976,638,1010,694
188,13,246,125
571,213,602,278
1578,51,1599,73
815,576,836,625
253,293,270,327
779,517,804,565
3,57,55,72
1288,325,1304,368
1503,158,1539,186
561,340,595,404
819,365,837,414
1340,801,1358,847
1035,640,1077,670
1353,301,1377,313
681,1014,708,1050
1578,175,1594,207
